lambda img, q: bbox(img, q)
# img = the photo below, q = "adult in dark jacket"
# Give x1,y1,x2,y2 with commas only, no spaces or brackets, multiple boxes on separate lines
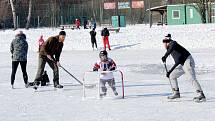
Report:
162,34,206,102
33,31,66,90
84,19,88,29
90,28,97,50
101,28,111,50
10,31,29,89
93,20,96,29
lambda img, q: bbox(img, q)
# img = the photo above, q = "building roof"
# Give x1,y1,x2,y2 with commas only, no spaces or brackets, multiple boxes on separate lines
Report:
146,5,167,12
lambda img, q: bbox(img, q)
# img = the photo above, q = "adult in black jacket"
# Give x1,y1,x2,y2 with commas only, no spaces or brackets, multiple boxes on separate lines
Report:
162,34,206,102
101,28,111,50
90,28,97,50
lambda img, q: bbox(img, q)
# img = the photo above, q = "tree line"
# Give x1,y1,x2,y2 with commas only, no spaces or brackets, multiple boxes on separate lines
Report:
0,0,213,30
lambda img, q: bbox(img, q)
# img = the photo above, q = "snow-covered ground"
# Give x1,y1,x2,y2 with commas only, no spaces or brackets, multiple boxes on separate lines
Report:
0,24,215,121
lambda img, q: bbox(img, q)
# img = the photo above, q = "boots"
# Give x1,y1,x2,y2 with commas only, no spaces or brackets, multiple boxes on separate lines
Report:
54,81,63,89
25,82,30,88
33,81,40,90
100,92,107,98
113,90,118,96
54,84,63,88
193,90,206,102
168,88,180,99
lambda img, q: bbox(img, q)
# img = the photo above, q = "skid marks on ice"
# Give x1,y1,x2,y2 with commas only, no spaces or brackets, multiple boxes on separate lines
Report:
120,63,215,75
120,63,166,74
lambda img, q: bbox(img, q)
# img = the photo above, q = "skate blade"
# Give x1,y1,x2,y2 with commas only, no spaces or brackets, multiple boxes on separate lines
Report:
167,98,181,102
193,98,206,103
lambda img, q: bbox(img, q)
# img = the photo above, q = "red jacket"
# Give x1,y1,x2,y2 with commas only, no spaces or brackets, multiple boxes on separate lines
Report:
75,19,81,26
38,36,44,46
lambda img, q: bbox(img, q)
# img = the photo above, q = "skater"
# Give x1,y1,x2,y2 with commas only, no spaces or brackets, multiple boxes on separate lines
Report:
161,34,206,102
33,31,66,90
75,19,80,29
90,28,98,50
93,50,118,97
101,28,111,50
92,20,96,29
38,35,44,52
83,18,88,29
88,19,92,29
10,31,29,89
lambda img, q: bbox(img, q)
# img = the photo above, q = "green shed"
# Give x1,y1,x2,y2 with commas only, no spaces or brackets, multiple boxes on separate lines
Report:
211,3,215,23
111,16,126,27
186,5,202,24
167,4,203,25
167,4,186,25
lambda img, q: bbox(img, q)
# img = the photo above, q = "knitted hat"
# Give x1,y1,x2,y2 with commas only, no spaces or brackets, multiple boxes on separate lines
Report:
165,34,171,38
163,38,172,43
15,30,23,35
59,31,66,36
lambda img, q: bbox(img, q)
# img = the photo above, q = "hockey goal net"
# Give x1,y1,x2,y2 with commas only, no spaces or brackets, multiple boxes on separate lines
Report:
82,70,124,99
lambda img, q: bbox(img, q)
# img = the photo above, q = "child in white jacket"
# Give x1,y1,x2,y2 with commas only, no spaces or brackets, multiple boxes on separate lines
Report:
93,50,118,97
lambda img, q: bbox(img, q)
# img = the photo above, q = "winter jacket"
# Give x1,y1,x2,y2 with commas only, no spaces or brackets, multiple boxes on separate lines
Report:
90,30,96,41
38,36,44,46
163,40,191,73
10,34,28,61
101,28,110,37
93,58,116,71
93,58,116,80
93,22,96,29
75,19,81,26
39,35,63,61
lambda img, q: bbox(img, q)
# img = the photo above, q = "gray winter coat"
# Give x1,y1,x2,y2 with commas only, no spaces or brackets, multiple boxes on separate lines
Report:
10,34,28,61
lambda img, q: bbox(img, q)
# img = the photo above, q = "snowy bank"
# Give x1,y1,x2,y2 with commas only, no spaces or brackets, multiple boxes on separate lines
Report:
0,24,215,52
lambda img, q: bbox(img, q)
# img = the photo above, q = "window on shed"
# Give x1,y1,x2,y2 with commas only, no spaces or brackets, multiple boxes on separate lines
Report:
212,8,215,18
172,10,180,19
190,9,193,18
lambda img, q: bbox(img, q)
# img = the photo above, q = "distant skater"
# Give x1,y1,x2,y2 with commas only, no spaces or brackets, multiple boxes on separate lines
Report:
90,28,98,50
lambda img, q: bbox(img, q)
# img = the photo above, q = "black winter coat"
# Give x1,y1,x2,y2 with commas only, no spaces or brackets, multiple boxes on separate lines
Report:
101,28,110,37
164,41,191,73
90,30,96,41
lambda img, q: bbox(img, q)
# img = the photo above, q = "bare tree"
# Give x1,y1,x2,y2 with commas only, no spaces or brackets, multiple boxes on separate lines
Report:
0,0,9,22
26,0,33,29
9,0,17,30
194,0,209,23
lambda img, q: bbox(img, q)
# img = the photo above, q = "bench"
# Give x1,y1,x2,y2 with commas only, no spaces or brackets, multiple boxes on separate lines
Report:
59,24,76,30
107,27,120,33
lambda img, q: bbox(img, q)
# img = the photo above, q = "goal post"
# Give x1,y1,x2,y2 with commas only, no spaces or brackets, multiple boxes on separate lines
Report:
82,70,125,99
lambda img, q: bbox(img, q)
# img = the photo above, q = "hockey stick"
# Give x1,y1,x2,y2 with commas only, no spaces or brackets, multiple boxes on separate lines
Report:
60,65,95,88
163,62,174,92
47,59,86,87
59,65,83,85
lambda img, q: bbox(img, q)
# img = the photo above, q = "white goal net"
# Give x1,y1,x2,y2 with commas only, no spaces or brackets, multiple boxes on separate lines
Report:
82,70,124,99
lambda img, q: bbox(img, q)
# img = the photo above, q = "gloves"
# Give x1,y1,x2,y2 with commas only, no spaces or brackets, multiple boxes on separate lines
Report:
162,56,166,63
56,62,61,67
166,71,171,78
93,67,98,71
47,55,54,61
109,67,116,71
